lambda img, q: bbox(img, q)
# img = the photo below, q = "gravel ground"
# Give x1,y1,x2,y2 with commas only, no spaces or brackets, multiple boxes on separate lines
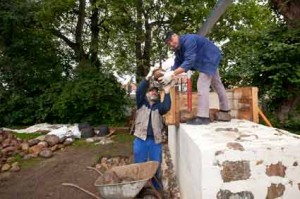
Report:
162,142,181,199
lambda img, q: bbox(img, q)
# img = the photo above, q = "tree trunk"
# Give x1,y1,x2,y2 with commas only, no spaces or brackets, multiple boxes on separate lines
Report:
143,13,152,76
75,0,87,67
271,0,300,28
89,0,101,69
276,96,300,123
50,0,101,69
135,0,144,83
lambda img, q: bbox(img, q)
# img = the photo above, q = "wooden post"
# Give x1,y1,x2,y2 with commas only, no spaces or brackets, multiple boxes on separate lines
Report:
251,87,259,123
164,87,180,126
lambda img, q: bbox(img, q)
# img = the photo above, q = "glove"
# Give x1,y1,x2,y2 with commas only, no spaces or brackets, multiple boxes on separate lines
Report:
158,70,174,85
146,65,160,80
163,80,174,93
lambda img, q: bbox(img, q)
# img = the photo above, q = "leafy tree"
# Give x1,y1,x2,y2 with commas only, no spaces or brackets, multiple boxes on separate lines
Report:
219,0,300,131
2,0,299,131
87,0,216,82
37,0,110,70
251,26,299,130
0,0,129,127
219,0,276,86
38,67,129,125
0,0,67,125
35,0,229,82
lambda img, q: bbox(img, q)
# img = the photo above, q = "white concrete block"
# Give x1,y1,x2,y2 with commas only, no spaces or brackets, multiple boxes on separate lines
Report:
168,119,300,199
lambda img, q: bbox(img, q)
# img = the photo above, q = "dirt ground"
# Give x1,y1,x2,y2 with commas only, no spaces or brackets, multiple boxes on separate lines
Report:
0,135,134,199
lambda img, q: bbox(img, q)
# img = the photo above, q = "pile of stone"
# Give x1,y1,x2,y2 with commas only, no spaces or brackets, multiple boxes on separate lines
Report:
0,129,73,173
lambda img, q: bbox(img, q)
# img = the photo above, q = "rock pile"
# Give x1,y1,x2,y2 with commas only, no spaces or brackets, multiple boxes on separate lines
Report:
0,129,73,173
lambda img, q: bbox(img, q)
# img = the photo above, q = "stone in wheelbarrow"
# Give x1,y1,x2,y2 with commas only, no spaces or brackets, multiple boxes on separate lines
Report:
94,161,159,199
97,170,134,185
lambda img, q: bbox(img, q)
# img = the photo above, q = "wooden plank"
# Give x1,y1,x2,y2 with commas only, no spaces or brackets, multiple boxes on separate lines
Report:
251,87,259,123
258,107,273,127
232,87,259,123
175,87,180,126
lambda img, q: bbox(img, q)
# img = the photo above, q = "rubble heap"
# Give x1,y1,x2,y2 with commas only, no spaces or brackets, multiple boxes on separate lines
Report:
0,129,73,173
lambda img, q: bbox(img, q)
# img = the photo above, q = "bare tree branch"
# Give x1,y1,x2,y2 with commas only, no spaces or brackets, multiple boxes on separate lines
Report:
50,28,76,50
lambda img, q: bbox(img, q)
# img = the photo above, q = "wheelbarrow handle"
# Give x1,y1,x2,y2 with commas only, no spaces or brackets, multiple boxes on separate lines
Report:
62,183,102,199
86,166,103,176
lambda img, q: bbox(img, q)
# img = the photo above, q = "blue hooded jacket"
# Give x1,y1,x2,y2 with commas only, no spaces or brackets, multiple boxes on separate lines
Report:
171,34,221,75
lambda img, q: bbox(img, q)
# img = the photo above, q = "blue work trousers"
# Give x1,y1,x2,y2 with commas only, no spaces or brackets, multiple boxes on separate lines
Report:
133,136,163,190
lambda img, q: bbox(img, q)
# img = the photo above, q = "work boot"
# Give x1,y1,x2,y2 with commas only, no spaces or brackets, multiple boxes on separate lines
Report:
186,117,210,125
215,110,231,122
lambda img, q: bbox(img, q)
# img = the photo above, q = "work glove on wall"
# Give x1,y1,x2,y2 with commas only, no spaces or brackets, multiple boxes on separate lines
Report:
146,66,160,81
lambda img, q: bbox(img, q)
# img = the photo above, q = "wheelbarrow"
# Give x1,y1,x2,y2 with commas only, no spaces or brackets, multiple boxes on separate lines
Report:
62,161,161,199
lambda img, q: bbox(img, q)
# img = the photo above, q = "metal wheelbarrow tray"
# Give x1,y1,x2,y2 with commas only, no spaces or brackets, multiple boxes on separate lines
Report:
62,161,159,199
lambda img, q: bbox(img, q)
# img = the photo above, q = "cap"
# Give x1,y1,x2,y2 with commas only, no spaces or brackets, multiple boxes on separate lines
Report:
148,86,159,92
164,31,175,42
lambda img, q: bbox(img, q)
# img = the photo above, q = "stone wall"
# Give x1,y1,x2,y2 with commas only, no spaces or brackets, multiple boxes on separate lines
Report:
168,119,300,199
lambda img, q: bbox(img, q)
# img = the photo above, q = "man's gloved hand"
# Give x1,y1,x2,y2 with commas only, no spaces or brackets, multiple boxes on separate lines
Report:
146,65,160,80
163,80,174,94
158,70,174,85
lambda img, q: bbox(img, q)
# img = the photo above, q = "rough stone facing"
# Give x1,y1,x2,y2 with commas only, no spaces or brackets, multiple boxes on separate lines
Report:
217,189,254,199
221,160,251,182
266,162,287,177
266,183,285,199
226,142,245,151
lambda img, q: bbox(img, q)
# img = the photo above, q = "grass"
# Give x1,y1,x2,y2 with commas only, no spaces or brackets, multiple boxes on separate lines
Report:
67,132,135,166
72,139,100,148
19,157,44,169
113,133,135,143
12,153,44,169
12,132,43,140
72,132,134,148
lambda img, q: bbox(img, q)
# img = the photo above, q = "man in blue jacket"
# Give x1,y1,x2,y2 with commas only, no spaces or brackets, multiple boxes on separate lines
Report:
134,67,172,191
160,31,230,125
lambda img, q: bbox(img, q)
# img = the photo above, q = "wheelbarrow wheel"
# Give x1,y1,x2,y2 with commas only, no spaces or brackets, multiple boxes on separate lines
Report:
136,187,161,199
